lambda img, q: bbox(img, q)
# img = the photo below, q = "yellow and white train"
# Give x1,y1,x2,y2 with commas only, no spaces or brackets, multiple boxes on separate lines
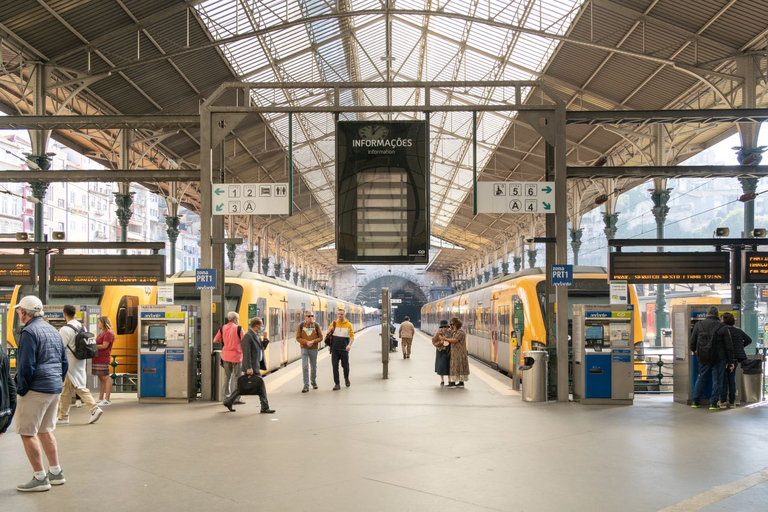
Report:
421,266,646,378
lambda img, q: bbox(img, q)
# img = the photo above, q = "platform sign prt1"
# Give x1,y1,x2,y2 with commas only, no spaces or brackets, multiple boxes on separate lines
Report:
212,183,289,215
477,181,555,214
551,265,573,286
195,269,217,290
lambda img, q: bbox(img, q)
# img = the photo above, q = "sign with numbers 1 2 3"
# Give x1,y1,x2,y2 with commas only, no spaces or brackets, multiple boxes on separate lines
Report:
212,183,290,215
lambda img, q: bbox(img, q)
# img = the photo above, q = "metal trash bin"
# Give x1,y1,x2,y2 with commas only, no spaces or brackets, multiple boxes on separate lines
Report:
213,350,226,401
740,358,764,404
519,350,549,402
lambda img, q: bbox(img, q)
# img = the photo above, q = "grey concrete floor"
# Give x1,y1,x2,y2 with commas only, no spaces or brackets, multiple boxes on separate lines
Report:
2,328,768,512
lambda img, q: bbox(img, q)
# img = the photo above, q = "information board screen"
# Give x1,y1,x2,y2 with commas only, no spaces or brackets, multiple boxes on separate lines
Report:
0,254,35,285
743,252,768,284
50,255,164,285
609,252,730,284
336,121,429,264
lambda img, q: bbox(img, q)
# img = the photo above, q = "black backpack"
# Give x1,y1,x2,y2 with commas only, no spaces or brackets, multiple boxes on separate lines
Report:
695,324,723,365
63,324,98,360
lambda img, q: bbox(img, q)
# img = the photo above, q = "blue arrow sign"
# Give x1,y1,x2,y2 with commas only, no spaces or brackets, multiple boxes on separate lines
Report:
541,186,552,194
542,202,551,210
214,188,225,196
215,204,224,212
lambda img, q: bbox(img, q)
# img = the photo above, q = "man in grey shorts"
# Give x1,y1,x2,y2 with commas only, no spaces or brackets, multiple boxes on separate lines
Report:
13,295,69,492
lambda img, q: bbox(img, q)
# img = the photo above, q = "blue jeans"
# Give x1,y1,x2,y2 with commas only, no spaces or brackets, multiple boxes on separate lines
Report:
692,358,726,406
301,348,318,387
720,361,738,405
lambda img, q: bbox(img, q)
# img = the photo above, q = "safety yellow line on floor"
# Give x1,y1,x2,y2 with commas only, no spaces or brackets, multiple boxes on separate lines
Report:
264,348,331,393
415,331,520,397
658,467,768,512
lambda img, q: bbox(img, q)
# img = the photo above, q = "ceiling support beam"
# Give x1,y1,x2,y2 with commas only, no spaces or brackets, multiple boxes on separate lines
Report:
0,170,200,183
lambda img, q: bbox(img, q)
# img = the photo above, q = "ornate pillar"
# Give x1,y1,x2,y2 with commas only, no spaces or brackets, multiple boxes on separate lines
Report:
527,248,537,269
735,55,763,343
513,256,522,273
484,254,491,282
246,250,256,272
114,185,134,253
261,228,270,275
570,228,583,266
651,181,672,346
501,239,509,274
226,243,236,270
165,215,180,274
602,213,619,240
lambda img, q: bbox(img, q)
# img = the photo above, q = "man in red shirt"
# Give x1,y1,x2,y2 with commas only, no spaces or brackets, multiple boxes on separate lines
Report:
214,312,244,404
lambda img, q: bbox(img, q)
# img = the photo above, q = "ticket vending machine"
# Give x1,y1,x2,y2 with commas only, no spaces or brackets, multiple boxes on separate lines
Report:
573,305,634,405
138,305,198,402
672,304,738,405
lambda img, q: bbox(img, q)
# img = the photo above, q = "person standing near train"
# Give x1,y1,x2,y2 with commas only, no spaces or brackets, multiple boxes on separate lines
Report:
214,311,245,405
398,316,415,359
431,319,451,386
296,311,322,393
328,308,355,390
690,305,733,410
719,312,751,409
440,317,470,388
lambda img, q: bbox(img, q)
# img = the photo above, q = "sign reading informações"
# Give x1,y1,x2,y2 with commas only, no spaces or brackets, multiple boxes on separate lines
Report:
609,252,730,284
336,121,428,264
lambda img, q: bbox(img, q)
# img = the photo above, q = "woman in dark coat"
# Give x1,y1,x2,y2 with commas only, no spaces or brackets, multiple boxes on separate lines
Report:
432,320,451,386
441,317,470,388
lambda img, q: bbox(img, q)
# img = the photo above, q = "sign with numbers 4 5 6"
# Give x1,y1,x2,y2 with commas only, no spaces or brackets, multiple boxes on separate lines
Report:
212,183,290,215
477,181,556,214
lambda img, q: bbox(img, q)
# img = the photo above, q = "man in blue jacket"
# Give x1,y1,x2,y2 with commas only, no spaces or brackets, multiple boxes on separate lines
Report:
13,295,68,492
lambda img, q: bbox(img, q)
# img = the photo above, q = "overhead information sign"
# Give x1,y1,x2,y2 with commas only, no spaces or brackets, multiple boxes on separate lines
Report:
477,181,555,214
0,254,35,285
609,252,730,284
743,252,768,283
50,255,165,285
212,183,289,215
336,121,428,264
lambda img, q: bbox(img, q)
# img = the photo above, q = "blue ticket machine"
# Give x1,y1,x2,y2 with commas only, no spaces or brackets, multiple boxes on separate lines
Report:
573,304,634,405
138,305,198,402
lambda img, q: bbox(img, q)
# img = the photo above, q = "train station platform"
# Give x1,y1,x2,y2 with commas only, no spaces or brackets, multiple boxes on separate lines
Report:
3,327,768,512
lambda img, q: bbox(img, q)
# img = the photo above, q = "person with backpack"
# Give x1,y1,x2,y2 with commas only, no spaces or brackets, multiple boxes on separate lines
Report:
214,311,245,405
690,306,734,410
296,311,323,393
57,305,103,425
719,312,752,409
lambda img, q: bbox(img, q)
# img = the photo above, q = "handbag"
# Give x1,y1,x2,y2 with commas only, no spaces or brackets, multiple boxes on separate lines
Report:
237,373,264,395
440,343,451,357
324,321,336,346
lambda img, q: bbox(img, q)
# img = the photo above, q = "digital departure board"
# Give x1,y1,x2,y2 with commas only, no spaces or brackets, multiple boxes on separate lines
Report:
50,255,165,285
336,121,429,264
609,252,730,284
0,254,35,285
743,252,768,283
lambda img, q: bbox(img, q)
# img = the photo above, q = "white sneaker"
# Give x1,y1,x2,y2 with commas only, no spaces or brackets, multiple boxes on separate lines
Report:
98,400,111,406
57,418,70,425
75,400,82,408
88,408,103,424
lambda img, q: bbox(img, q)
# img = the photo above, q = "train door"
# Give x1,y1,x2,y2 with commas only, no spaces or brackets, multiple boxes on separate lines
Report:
490,293,499,367
267,305,283,371
115,295,140,373
281,298,289,365
497,304,511,373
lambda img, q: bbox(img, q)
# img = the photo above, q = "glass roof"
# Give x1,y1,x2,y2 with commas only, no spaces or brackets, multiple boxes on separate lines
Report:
197,0,583,228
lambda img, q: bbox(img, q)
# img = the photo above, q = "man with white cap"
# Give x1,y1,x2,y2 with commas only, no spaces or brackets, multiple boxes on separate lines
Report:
13,295,69,492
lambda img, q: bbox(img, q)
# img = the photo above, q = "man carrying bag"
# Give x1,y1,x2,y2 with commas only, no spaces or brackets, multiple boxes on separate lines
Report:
223,317,275,414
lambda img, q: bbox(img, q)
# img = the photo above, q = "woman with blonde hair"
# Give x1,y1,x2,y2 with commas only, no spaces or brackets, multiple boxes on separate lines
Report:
440,317,470,388
93,316,115,406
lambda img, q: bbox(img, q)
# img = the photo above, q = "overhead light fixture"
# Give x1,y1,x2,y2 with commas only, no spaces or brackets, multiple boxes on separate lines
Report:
714,227,729,237
750,228,767,238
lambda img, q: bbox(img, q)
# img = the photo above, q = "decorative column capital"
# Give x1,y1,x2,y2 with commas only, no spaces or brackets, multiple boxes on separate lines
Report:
165,215,180,243
245,251,256,273
261,257,270,275
513,257,522,273
226,243,237,270
114,192,135,226
527,249,537,269
602,212,620,240
733,146,766,166
650,189,672,225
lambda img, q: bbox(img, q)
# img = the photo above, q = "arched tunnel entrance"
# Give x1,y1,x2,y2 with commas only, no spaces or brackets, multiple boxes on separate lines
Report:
356,276,428,327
